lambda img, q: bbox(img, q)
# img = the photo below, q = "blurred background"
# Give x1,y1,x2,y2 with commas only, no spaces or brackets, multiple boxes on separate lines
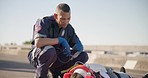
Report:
0,0,148,78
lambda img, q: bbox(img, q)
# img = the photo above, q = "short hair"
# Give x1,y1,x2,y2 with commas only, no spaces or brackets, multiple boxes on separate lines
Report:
56,3,71,13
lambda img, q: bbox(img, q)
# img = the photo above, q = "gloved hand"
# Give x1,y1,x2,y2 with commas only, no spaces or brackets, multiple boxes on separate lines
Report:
72,39,83,52
58,37,71,56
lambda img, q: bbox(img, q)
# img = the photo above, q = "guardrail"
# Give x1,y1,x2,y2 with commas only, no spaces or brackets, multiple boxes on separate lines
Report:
1,45,148,57
0,45,148,71
1,45,148,53
0,45,31,55
84,45,148,52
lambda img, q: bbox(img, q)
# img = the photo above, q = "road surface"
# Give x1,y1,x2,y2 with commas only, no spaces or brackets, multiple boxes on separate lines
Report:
0,53,147,78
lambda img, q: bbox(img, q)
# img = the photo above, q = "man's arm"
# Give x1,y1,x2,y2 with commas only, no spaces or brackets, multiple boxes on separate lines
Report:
35,38,58,48
72,39,83,52
35,37,72,56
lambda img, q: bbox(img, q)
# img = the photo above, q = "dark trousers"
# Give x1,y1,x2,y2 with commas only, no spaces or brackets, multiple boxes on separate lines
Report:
35,46,88,78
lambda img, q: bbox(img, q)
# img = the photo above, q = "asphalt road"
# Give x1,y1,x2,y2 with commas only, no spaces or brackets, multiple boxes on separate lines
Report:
0,54,35,78
0,53,147,78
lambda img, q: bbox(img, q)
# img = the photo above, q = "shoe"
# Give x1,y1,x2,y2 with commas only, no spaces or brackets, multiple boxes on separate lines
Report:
120,67,126,73
143,73,148,78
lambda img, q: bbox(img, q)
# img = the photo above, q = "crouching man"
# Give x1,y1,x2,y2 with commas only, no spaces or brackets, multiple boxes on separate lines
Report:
28,3,88,78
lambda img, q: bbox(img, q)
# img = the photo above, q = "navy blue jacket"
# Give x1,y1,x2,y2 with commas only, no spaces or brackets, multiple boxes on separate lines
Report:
32,15,83,52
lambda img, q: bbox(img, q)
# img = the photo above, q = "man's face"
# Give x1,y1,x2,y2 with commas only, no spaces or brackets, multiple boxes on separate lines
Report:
55,11,71,28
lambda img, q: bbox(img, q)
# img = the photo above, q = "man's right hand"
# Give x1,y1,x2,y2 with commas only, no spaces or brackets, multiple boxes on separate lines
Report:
58,37,71,56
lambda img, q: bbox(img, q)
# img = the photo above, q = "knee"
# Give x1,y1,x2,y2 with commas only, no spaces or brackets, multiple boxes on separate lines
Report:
79,52,89,63
45,46,56,56
39,46,57,60
83,52,89,63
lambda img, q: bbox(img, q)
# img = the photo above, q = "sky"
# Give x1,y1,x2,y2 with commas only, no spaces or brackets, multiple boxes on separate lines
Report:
0,0,148,45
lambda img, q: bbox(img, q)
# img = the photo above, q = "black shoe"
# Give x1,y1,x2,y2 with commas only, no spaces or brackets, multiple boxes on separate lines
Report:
49,69,59,78
120,66,126,73
143,73,148,78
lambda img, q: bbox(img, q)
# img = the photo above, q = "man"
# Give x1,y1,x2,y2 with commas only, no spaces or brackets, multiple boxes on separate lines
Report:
29,3,88,78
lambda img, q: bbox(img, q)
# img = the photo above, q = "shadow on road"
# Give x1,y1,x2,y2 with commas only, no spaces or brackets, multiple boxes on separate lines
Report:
0,60,35,73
